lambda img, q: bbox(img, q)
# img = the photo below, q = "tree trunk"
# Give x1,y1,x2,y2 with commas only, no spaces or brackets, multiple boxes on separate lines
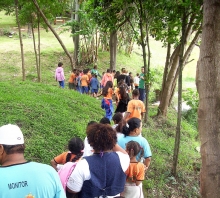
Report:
158,45,180,116
160,42,171,101
31,22,40,82
73,0,80,66
15,0,25,81
196,0,220,197
172,5,186,176
37,14,41,82
109,30,117,70
31,0,74,70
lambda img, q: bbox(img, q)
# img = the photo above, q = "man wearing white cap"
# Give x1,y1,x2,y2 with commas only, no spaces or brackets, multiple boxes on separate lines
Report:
0,124,66,198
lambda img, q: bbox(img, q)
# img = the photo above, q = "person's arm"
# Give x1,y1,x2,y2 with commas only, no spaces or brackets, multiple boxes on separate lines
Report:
112,144,127,154
123,112,131,121
50,159,58,171
144,157,151,170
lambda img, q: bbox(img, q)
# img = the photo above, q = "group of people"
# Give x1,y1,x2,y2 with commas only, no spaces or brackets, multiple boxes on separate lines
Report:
0,113,152,198
55,63,146,102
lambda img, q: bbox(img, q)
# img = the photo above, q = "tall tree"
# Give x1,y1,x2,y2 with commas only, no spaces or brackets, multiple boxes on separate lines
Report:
172,1,187,176
196,0,220,197
15,0,25,81
31,0,75,70
156,0,202,117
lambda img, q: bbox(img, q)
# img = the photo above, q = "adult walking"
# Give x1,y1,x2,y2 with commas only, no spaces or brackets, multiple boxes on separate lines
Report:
139,67,145,102
0,124,65,198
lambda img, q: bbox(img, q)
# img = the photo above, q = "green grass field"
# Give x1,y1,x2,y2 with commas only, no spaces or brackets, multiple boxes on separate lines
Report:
0,11,200,197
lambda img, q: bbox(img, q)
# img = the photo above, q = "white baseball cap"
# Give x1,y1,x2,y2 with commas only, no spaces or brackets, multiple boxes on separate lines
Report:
0,124,24,145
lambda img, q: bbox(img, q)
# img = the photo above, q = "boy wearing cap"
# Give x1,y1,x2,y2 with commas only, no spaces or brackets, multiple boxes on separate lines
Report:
0,124,66,198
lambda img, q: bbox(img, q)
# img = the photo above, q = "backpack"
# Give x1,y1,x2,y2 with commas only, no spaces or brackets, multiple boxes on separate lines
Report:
58,162,77,191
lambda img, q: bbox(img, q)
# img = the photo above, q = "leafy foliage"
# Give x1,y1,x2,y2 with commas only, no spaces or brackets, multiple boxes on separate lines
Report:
182,88,199,128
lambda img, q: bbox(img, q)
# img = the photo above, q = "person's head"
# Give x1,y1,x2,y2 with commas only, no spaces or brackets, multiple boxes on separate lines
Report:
141,67,144,73
86,123,117,152
94,65,97,69
94,74,97,78
121,68,125,73
66,137,84,162
122,118,142,137
114,71,120,79
126,141,144,160
132,89,140,98
106,69,111,73
58,62,63,67
100,117,111,124
112,113,123,124
0,124,25,164
102,81,113,96
129,72,132,76
73,69,77,73
87,121,97,127
136,73,139,77
83,69,88,74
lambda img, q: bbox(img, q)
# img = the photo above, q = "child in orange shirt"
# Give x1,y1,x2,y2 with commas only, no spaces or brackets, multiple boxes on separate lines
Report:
101,81,114,120
81,69,89,94
121,140,145,198
50,137,84,171
68,69,77,90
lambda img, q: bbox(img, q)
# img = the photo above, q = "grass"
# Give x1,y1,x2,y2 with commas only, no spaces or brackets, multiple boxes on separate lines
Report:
0,12,201,197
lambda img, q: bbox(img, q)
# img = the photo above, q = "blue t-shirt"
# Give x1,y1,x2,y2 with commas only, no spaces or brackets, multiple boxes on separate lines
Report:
0,161,66,198
117,135,152,160
90,77,99,90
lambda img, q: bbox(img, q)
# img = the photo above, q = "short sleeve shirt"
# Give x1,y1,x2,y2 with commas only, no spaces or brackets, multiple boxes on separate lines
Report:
54,152,76,164
81,75,89,86
125,162,145,182
138,73,145,89
126,99,146,120
68,73,76,83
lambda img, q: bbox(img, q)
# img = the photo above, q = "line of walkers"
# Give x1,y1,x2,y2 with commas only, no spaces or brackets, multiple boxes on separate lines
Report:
0,114,152,198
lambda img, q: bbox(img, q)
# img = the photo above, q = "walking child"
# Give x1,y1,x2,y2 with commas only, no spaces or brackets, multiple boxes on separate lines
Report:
121,141,145,198
50,137,84,171
55,62,65,88
101,81,114,120
90,74,99,97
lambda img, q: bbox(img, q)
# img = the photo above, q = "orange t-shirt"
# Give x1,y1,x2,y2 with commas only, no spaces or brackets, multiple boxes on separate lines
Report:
81,74,89,86
126,99,146,120
125,162,145,182
54,152,76,164
104,88,113,99
68,73,76,83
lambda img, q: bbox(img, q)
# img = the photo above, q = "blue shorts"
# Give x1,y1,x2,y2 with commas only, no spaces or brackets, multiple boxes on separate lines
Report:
82,86,89,94
91,89,98,94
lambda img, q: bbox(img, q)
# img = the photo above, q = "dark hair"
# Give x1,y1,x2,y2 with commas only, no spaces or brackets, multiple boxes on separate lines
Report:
86,123,117,151
119,86,128,101
94,65,97,69
126,141,144,161
83,69,88,74
66,137,84,162
102,81,113,96
2,144,25,154
132,89,139,97
136,73,139,76
100,117,111,124
87,121,97,126
122,118,141,136
58,62,63,67
112,113,125,132
107,69,111,73
114,71,120,79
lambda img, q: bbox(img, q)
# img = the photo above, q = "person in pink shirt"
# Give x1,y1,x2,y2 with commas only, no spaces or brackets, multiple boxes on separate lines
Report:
55,62,65,88
101,69,113,87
